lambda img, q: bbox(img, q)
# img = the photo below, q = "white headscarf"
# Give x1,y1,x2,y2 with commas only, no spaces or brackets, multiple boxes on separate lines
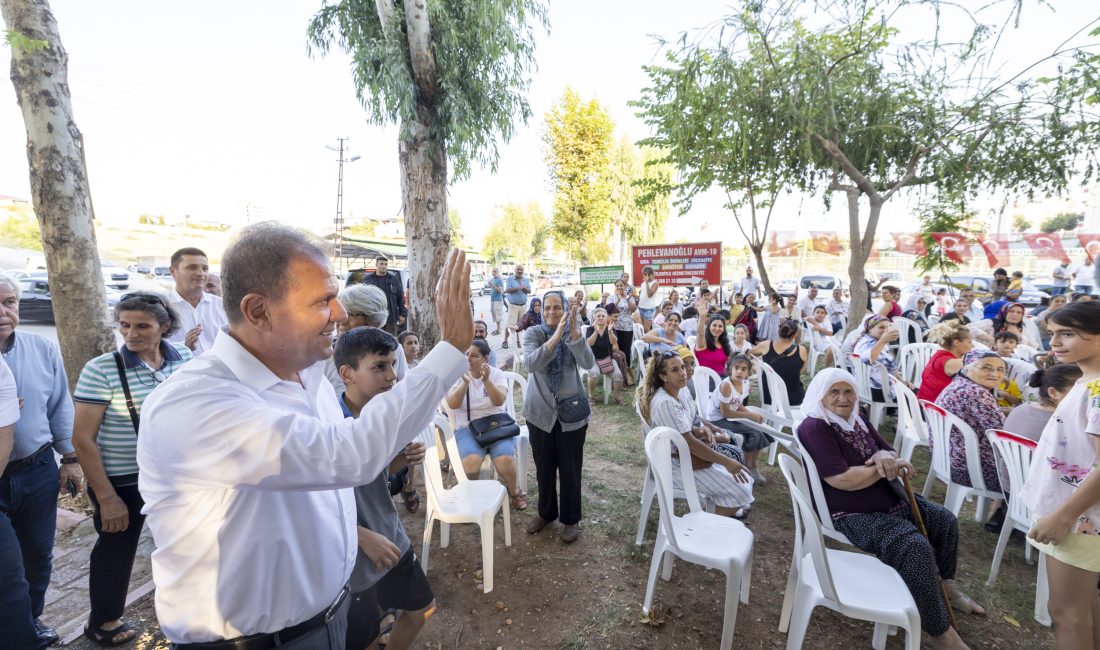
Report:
801,367,860,432
903,292,925,314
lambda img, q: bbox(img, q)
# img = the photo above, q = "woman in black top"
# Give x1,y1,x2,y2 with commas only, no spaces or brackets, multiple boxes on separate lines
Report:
584,307,623,404
939,298,973,325
748,318,807,406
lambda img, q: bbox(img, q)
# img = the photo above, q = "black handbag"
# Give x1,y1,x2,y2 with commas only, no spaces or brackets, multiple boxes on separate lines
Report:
466,389,520,448
557,392,591,425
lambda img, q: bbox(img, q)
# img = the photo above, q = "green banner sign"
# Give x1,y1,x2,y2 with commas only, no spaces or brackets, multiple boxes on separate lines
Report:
579,265,624,285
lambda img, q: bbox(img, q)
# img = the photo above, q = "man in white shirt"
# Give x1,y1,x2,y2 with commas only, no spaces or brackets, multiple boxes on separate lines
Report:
917,274,936,299
797,286,820,318
138,224,473,647
740,267,761,301
1051,258,1071,296
1073,256,1096,295
165,247,228,356
825,287,849,333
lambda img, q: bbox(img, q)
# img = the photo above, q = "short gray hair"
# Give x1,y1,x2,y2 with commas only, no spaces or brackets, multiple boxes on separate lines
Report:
0,273,21,301
338,283,389,328
221,222,328,324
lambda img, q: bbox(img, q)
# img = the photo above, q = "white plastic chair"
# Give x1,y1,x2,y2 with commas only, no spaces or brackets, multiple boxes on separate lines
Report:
692,365,722,419
986,429,1050,625
501,371,531,495
1021,317,1042,352
896,343,937,389
631,340,648,379
893,317,923,346
849,354,896,430
642,426,755,650
891,378,928,463
919,401,1003,521
634,405,715,544
1003,357,1038,403
755,361,801,464
419,414,511,593
828,338,846,371
927,314,941,326
985,430,1037,582
578,364,612,405
686,335,697,349
777,455,921,650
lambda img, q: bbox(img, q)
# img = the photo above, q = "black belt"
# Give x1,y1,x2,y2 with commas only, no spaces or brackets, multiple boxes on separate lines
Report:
2,443,51,479
175,583,350,650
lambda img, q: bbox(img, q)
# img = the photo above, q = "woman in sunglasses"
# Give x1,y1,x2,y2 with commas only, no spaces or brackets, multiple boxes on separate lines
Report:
72,293,191,645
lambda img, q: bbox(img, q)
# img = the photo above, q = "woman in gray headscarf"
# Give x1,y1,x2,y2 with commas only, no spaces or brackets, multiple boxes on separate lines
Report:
522,291,595,544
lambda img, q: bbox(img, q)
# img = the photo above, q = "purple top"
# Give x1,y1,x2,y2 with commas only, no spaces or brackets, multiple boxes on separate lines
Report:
797,416,902,520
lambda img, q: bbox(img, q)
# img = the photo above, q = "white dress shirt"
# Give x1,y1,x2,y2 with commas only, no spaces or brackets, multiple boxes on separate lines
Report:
796,296,818,319
0,354,19,429
137,328,465,643
165,289,228,356
740,276,762,300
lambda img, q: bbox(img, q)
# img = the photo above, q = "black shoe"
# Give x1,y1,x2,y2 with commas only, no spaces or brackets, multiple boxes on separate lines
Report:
984,505,1007,534
526,516,552,534
34,619,59,647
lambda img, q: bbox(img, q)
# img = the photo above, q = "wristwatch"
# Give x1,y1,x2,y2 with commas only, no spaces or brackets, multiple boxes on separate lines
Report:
60,457,80,464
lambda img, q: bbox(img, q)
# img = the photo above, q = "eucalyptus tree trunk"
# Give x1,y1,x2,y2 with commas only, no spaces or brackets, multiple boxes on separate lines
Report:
400,112,450,351
377,0,450,350
749,244,773,295
2,0,115,390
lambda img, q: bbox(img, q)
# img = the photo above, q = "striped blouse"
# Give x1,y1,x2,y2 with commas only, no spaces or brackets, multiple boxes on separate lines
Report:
74,341,192,476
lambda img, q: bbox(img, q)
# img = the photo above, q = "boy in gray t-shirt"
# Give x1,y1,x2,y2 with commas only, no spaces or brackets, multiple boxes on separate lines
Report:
335,327,434,650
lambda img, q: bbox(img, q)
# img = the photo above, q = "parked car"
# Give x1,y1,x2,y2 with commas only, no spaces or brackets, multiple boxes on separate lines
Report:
2,269,47,281
17,278,122,323
469,272,485,296
100,258,130,290
898,281,958,314
939,274,1046,307
796,274,844,305
775,278,799,298
127,264,152,275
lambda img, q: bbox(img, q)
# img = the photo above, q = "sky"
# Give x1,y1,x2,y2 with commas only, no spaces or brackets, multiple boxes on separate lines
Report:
0,1,1096,251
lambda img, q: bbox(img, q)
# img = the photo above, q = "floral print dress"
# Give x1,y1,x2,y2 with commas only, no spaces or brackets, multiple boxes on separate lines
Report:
934,374,1005,493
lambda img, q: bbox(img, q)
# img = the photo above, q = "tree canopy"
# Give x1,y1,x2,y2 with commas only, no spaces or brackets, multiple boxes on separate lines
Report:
636,0,1100,329
482,201,549,264
308,0,548,180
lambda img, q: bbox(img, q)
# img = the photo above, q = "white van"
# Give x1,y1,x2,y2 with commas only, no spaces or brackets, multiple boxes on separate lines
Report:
796,274,845,305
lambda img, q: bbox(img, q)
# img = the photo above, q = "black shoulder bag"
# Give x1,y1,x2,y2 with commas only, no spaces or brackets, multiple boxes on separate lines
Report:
466,386,520,448
112,352,141,434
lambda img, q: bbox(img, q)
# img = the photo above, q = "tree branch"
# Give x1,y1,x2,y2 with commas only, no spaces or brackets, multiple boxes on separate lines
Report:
815,135,879,198
374,0,396,35
882,145,930,202
404,0,437,99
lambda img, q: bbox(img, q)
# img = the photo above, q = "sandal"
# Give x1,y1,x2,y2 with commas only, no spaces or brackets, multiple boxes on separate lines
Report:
402,490,420,513
949,592,987,617
378,608,397,648
511,492,528,511
83,622,137,647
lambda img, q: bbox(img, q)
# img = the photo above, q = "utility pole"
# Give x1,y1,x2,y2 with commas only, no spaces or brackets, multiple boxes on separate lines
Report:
327,138,361,274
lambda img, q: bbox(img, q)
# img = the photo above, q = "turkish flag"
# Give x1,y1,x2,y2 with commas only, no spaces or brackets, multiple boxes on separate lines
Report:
809,231,841,255
1023,233,1069,261
1077,233,1100,261
929,233,973,264
768,231,800,257
977,234,1011,268
891,232,928,256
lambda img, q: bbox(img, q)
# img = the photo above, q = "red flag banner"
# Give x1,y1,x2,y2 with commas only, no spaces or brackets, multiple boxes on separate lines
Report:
1077,233,1100,261
809,231,841,255
767,231,800,257
891,232,928,256
977,234,1011,269
1023,233,1068,261
929,233,973,264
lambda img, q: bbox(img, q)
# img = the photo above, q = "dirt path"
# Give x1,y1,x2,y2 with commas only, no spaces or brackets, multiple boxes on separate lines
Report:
64,402,1054,649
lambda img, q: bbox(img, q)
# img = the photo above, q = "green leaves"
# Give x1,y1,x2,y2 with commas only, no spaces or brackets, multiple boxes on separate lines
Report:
307,0,547,180
4,30,49,53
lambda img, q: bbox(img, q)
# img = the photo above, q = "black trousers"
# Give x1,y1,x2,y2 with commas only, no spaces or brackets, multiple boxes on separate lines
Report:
87,477,145,628
528,421,587,526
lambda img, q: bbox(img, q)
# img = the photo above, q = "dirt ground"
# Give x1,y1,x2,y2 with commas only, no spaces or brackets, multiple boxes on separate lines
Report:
64,397,1055,650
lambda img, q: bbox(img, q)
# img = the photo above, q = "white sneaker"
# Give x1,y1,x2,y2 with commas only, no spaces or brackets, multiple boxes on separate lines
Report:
750,468,766,484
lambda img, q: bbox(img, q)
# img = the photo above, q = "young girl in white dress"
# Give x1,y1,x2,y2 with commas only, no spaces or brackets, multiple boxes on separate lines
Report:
1023,301,1100,649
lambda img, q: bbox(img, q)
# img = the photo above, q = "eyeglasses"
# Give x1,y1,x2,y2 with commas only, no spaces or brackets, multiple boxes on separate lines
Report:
120,293,167,309
975,365,1007,375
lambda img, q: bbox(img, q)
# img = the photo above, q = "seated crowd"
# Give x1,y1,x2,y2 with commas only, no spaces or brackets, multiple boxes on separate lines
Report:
4,248,1097,650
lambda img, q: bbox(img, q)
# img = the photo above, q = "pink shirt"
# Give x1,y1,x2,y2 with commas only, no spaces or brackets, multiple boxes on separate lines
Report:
695,346,730,377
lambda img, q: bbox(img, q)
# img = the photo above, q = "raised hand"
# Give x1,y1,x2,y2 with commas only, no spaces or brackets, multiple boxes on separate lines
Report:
437,249,474,351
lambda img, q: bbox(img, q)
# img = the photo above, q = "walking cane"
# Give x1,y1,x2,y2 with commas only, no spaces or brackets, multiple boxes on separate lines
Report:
899,468,957,629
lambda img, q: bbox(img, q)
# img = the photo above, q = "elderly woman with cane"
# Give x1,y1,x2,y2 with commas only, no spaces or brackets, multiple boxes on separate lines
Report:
797,368,983,650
